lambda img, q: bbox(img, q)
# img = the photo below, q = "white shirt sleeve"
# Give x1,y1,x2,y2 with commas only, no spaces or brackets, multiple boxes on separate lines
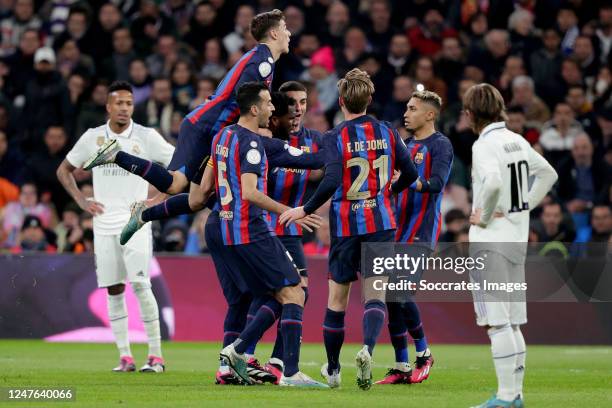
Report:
147,129,175,167
65,130,95,168
472,141,503,224
526,144,558,209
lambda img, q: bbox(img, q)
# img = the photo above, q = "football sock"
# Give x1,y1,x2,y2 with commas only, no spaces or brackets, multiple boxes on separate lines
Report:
403,300,428,355
512,325,526,398
115,151,174,192
223,295,250,347
323,308,345,373
244,297,266,355
142,193,192,222
488,324,518,401
387,302,409,365
234,297,281,354
280,303,303,377
132,282,162,357
107,292,131,357
270,320,283,361
363,300,386,356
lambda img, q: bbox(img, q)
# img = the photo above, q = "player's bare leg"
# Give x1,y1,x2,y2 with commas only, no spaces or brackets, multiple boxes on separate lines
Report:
107,283,135,372
321,280,350,388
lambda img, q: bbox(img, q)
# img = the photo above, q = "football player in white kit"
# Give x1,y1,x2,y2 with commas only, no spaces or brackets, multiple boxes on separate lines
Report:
56,81,175,373
463,84,558,408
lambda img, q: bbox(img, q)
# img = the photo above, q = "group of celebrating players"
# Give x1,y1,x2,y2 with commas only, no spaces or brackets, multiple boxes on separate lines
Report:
57,8,558,408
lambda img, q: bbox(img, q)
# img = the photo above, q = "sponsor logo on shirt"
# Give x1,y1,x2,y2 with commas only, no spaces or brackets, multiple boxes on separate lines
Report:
351,198,378,212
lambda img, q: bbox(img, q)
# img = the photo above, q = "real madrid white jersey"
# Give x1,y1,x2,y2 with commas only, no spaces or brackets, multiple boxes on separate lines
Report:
66,120,175,235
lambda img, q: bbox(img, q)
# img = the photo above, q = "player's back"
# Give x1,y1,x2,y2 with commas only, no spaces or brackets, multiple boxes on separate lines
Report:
186,45,274,136
470,124,535,243
211,124,270,245
328,115,398,237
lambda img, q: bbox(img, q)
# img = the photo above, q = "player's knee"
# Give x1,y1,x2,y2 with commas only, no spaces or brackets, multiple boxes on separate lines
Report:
131,281,152,292
107,283,125,296
277,285,304,306
167,173,187,194
188,191,205,211
487,323,511,336
327,289,349,311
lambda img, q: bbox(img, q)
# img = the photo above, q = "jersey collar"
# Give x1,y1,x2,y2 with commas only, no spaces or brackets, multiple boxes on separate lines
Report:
479,121,506,139
106,120,134,139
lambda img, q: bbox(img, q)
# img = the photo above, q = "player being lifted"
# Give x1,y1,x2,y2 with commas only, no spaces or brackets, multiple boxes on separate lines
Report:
464,84,557,408
56,81,175,373
280,69,418,390
82,9,291,243
198,82,328,388
376,90,453,385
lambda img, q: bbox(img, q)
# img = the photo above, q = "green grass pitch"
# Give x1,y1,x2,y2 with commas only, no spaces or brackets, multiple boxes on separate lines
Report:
0,340,610,407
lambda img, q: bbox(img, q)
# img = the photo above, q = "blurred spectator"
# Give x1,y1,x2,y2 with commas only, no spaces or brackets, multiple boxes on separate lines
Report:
131,0,176,56
539,102,584,157
356,52,392,116
189,76,217,110
322,0,350,49
413,56,447,104
75,81,108,137
560,58,584,92
0,129,24,185
170,59,195,112
146,34,184,79
129,59,152,105
39,0,81,41
468,29,511,83
594,4,612,64
532,201,576,242
0,176,18,208
23,126,71,213
506,105,540,146
530,28,564,107
199,37,227,81
382,75,412,129
407,8,455,56
365,0,395,54
161,0,194,34
572,35,599,81
66,72,86,123
53,5,95,55
222,4,254,55
508,8,541,64
11,214,56,253
439,209,468,243
87,2,123,62
591,66,611,111
436,36,464,97
301,46,338,114
336,26,369,76
565,84,603,147
387,33,414,76
588,204,612,243
100,27,136,82
3,28,39,98
2,182,53,247
161,219,188,252
557,6,579,55
498,54,526,101
56,38,95,80
556,133,611,213
510,75,551,128
284,4,305,37
20,47,73,152
182,0,221,53
134,77,174,139
0,0,42,58
54,202,84,253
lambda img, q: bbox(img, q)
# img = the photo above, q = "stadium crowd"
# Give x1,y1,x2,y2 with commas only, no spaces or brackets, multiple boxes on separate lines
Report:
0,0,610,254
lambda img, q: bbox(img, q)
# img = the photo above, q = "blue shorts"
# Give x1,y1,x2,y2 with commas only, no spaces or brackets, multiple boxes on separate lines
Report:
329,229,396,284
278,235,308,278
168,119,211,184
204,211,249,305
231,236,301,296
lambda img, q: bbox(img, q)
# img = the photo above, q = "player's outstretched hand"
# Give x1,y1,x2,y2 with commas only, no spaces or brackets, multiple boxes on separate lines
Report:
295,213,324,232
78,197,105,216
280,206,307,226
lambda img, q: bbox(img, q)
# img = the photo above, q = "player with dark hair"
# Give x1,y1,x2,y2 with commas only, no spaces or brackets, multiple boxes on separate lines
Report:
375,90,454,385
280,69,418,390
198,82,328,388
82,10,291,244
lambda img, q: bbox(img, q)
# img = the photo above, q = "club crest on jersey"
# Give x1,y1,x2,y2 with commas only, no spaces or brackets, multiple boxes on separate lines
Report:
246,149,261,164
96,136,105,146
132,144,141,154
414,152,424,164
284,144,303,156
258,62,272,78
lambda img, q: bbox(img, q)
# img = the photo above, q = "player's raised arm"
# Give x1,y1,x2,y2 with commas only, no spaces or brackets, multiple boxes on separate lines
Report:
261,136,325,169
